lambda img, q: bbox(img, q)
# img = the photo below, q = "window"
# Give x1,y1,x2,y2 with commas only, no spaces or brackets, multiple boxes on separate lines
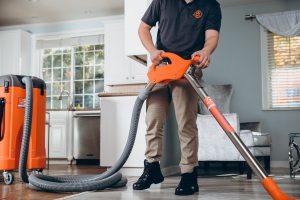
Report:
73,45,104,109
42,48,72,110
261,28,300,110
39,35,104,110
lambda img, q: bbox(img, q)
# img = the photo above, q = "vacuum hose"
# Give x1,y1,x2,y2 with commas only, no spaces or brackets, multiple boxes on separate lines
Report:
19,76,151,192
19,77,33,183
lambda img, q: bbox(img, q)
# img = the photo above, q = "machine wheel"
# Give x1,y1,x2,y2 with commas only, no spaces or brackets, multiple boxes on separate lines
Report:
289,143,300,178
3,172,14,185
32,169,43,175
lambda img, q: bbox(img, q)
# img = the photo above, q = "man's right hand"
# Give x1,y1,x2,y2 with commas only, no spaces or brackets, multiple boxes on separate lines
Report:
150,49,165,65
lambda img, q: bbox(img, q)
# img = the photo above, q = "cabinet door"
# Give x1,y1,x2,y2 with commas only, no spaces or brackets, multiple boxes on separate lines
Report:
0,31,20,75
104,21,130,85
124,0,148,56
128,58,148,83
48,123,67,158
100,96,146,167
19,31,32,75
46,112,68,158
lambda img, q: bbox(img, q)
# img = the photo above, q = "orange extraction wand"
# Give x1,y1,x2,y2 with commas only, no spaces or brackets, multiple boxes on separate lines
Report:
147,52,298,200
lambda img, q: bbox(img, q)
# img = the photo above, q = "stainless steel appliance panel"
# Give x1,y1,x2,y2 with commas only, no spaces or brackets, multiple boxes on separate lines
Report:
73,113,100,160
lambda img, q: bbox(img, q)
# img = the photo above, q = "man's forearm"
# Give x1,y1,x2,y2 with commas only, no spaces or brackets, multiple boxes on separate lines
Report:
202,35,219,54
138,22,157,53
202,35,219,55
192,30,220,68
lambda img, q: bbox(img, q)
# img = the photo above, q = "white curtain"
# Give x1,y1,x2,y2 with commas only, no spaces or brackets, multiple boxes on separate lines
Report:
256,10,300,37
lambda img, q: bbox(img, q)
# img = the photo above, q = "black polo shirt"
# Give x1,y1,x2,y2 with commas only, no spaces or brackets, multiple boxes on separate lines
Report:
142,0,222,59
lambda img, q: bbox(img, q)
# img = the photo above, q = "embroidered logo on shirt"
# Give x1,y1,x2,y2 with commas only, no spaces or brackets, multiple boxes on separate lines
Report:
193,10,202,19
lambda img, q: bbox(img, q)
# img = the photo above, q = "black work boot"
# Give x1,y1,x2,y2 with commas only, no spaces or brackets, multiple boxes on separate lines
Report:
133,159,164,190
175,167,199,196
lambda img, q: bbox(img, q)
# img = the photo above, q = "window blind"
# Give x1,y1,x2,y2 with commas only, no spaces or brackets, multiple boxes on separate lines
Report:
267,31,300,108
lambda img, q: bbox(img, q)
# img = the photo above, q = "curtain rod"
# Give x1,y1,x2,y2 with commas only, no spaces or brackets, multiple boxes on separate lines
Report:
245,14,256,21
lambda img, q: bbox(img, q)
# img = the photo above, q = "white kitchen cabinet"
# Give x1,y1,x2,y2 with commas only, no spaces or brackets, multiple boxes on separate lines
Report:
125,0,159,68
128,58,149,83
0,30,31,76
46,111,69,159
124,0,148,56
100,96,146,167
104,20,148,86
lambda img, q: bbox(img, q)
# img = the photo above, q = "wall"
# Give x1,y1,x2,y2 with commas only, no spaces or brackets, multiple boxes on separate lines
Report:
205,0,300,162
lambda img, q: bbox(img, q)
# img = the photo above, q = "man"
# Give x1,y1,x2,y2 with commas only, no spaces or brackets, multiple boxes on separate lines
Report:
133,0,222,196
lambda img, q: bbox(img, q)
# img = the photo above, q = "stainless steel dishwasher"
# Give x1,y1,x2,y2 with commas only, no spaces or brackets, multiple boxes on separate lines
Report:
73,112,100,163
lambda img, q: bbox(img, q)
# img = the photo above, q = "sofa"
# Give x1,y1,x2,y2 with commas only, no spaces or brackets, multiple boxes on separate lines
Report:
196,84,271,179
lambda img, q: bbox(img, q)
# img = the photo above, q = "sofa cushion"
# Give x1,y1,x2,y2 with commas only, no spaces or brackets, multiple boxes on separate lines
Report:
252,132,272,147
239,130,254,147
240,130,271,147
197,113,241,161
199,84,233,115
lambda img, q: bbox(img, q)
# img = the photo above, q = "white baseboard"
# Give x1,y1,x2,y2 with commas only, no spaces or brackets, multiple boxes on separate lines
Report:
161,165,181,177
47,159,70,165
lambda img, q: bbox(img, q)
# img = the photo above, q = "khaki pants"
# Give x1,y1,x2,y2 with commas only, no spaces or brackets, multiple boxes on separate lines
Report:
145,78,199,173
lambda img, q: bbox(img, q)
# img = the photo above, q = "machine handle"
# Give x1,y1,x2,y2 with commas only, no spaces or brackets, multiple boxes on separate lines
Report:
191,55,201,64
147,52,201,84
0,98,5,141
149,52,172,73
149,53,200,72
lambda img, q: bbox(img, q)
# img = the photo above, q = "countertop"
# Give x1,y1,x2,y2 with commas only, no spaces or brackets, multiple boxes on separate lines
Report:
98,84,146,97
98,92,139,97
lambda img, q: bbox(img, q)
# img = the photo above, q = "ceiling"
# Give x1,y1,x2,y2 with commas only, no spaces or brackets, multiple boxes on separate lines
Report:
0,0,274,27
0,0,124,26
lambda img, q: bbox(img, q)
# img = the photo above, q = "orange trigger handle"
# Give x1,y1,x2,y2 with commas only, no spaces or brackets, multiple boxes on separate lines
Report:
147,52,200,84
192,55,200,64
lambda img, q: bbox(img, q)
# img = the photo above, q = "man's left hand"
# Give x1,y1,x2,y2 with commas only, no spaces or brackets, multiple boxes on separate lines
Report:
191,50,211,69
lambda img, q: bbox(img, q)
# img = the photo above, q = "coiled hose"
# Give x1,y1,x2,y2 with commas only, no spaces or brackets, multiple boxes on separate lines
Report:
19,76,151,192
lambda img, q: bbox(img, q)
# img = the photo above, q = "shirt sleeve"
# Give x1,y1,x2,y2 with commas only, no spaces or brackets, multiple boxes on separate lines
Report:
141,0,161,27
205,2,222,32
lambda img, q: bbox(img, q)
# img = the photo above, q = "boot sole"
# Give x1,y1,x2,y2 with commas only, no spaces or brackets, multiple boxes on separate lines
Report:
175,186,199,196
133,177,164,190
175,190,198,196
175,192,195,196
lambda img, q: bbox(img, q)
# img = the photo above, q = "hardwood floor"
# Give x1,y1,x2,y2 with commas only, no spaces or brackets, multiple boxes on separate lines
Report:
1,165,300,200
0,165,107,200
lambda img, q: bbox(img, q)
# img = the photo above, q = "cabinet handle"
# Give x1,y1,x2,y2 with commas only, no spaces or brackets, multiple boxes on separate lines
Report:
132,77,135,79
126,77,129,80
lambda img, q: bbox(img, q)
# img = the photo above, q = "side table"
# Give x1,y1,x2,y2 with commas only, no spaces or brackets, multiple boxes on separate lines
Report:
289,133,300,178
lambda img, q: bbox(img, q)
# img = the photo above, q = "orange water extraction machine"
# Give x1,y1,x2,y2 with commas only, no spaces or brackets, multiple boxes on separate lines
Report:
0,75,46,184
